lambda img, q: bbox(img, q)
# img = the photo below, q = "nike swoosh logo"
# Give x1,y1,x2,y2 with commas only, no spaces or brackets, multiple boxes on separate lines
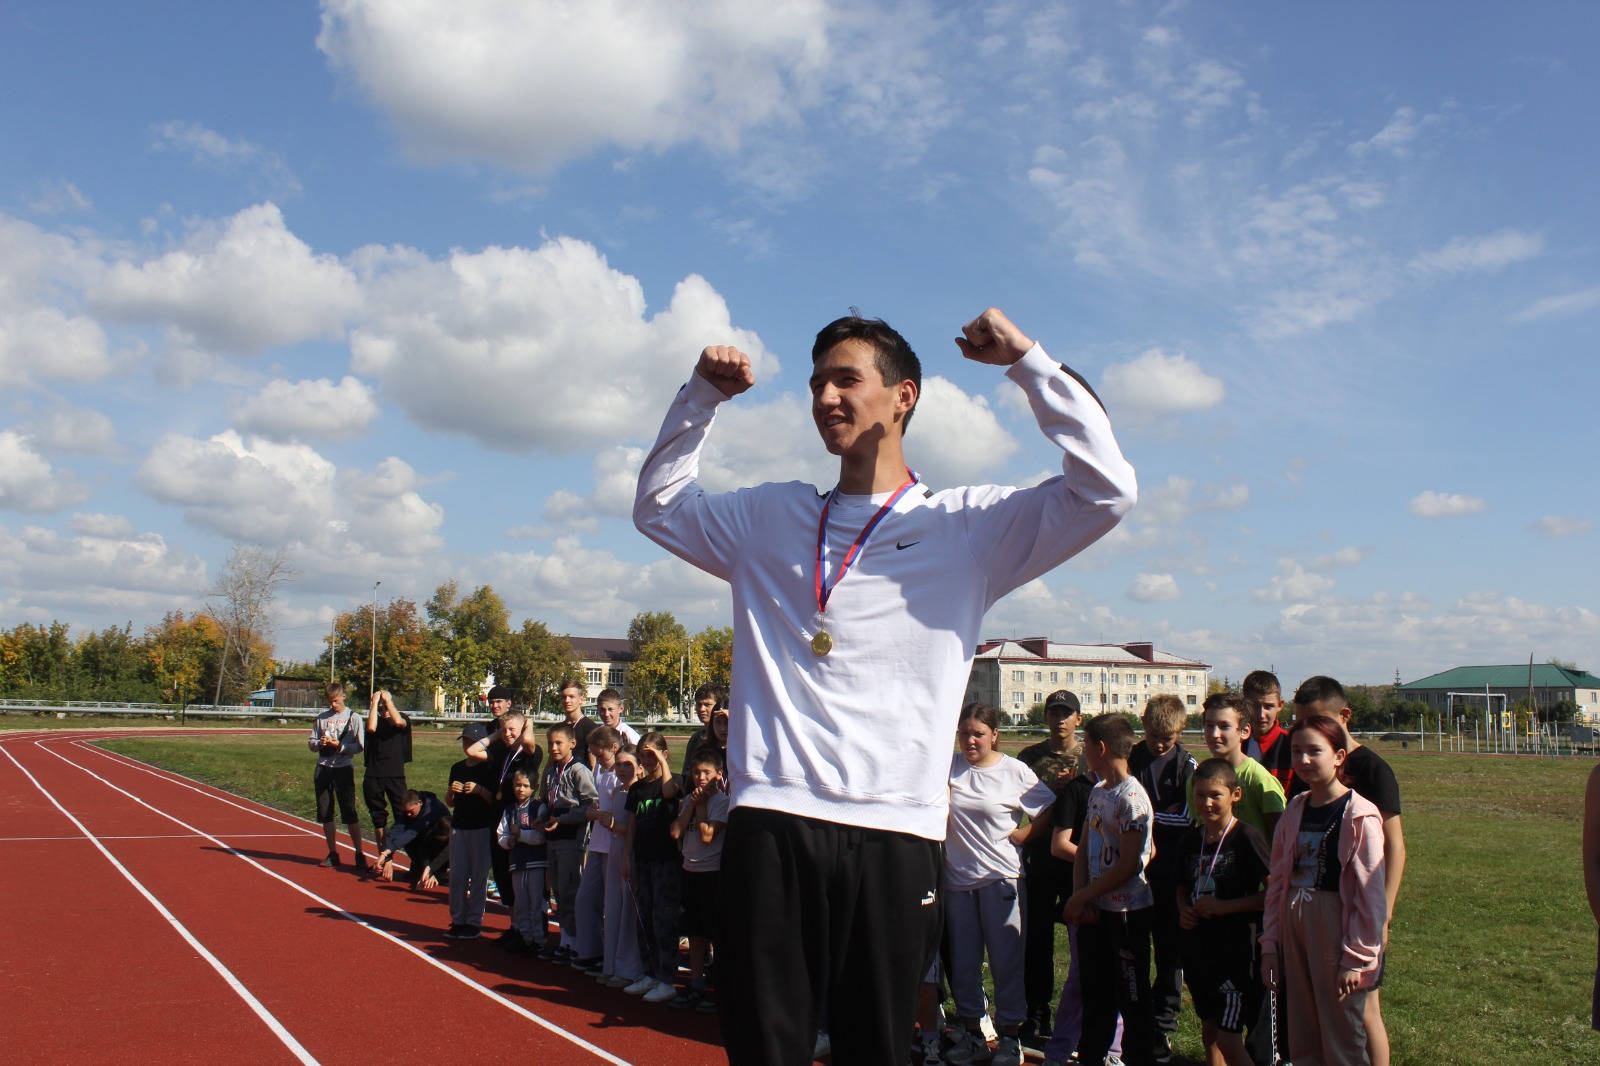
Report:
896,540,920,550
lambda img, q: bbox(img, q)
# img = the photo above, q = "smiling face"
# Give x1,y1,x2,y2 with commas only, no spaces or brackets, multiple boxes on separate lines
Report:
1204,706,1249,759
809,338,916,459
599,700,622,728
499,718,521,747
547,732,572,764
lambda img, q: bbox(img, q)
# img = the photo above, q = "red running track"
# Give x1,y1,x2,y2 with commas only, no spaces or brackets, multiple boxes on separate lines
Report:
0,729,728,1065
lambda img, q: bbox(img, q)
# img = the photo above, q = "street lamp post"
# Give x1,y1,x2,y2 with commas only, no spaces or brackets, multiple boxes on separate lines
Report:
370,580,381,699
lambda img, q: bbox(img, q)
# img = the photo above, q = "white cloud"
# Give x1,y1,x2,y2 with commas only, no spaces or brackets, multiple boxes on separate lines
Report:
906,377,1020,488
27,179,93,215
1309,546,1370,570
1128,572,1181,602
1253,558,1335,604
0,523,208,618
69,513,134,538
1408,491,1486,519
1100,348,1225,421
20,405,119,456
350,236,774,454
91,203,360,355
135,431,442,579
1349,106,1422,157
1512,286,1600,322
0,430,91,513
1531,515,1592,537
316,0,833,174
233,376,379,441
151,121,302,200
0,306,115,387
1409,229,1543,276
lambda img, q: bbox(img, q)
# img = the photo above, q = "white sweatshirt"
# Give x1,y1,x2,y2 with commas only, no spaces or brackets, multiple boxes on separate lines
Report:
634,344,1136,840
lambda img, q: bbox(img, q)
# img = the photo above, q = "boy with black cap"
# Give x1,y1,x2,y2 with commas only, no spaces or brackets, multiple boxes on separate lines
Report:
1016,689,1083,1041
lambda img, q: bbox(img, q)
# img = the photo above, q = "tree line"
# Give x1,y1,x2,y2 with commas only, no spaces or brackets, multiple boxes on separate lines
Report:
0,554,732,717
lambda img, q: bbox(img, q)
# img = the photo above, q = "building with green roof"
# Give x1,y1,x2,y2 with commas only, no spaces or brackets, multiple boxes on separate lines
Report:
1397,664,1600,722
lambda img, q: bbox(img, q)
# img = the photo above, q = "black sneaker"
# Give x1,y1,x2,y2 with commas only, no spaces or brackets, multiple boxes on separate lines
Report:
668,987,704,1011
570,955,602,972
318,853,341,868
551,946,576,965
694,990,717,1015
499,930,526,952
443,924,467,938
444,924,481,940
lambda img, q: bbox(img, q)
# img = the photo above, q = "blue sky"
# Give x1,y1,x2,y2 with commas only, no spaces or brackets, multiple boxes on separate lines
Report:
1,0,1595,688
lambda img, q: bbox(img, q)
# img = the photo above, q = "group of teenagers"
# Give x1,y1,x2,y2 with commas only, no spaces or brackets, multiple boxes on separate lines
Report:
307,676,736,1013
951,669,1403,1066
305,305,1407,1065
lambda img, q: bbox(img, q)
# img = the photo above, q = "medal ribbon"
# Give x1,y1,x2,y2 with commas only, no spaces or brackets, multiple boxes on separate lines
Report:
813,469,919,616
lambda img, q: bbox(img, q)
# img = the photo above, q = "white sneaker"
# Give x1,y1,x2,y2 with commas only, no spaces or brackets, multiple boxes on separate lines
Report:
643,981,678,1004
623,976,657,995
992,1035,1022,1066
979,1015,999,1043
945,1028,994,1065
813,1029,831,1058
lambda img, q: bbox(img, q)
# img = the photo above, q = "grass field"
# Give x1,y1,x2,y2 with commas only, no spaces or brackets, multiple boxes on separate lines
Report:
29,721,1597,1064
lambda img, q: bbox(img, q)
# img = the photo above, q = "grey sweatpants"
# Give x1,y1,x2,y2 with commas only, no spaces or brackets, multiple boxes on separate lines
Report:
548,840,585,947
947,876,1027,1027
576,849,607,959
1281,889,1370,1066
448,826,492,929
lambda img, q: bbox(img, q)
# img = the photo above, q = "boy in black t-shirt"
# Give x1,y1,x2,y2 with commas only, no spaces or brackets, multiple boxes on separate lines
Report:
1176,758,1271,1066
445,723,499,939
362,689,412,865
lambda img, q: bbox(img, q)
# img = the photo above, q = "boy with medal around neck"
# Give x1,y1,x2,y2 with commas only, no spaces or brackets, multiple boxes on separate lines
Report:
634,307,1137,1066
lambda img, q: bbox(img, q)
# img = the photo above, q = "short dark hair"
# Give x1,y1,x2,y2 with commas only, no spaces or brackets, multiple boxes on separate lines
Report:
1203,692,1248,726
1191,757,1239,790
547,722,576,742
325,681,344,699
597,687,623,707
1293,675,1347,712
588,725,621,751
1241,670,1281,702
693,683,726,708
686,746,725,773
811,314,922,434
1084,713,1136,759
402,789,422,806
558,678,586,695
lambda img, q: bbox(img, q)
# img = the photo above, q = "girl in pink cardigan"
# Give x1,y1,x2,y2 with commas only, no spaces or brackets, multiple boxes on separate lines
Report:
1261,715,1386,1066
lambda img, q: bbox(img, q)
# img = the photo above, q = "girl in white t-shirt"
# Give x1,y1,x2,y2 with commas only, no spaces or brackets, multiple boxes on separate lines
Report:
943,702,1058,1066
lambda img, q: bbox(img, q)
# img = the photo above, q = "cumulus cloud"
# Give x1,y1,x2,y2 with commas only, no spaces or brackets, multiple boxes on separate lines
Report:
232,375,379,441
349,236,774,454
317,0,832,173
91,203,360,355
0,307,115,387
1100,349,1225,421
1512,285,1600,322
1408,491,1486,519
904,377,1020,488
151,121,302,200
0,430,91,513
1409,229,1543,276
0,523,208,618
1532,515,1592,537
20,405,119,456
1253,558,1335,604
135,431,442,577
1129,572,1181,602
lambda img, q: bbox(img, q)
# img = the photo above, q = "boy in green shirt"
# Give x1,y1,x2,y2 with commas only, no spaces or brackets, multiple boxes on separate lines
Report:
1186,693,1284,840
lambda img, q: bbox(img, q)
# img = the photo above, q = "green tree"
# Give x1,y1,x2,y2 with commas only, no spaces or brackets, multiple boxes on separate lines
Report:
145,611,224,707
689,625,734,696
627,611,689,714
498,619,583,711
426,582,511,711
73,623,161,702
0,621,75,698
326,597,441,707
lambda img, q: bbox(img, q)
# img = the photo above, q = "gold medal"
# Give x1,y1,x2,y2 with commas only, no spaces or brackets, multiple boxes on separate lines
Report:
811,630,833,657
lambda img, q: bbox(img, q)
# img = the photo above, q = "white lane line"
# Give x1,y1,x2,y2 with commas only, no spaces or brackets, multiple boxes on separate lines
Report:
39,739,637,1066
1,743,318,1065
